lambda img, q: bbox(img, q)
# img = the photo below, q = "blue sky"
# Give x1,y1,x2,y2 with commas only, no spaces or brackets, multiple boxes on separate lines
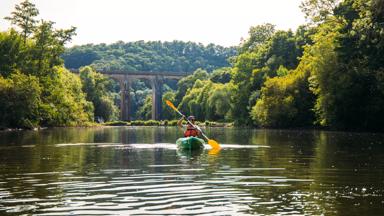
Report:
0,0,306,47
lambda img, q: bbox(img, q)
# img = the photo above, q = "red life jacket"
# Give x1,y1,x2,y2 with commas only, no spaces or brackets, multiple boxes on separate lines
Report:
184,125,199,137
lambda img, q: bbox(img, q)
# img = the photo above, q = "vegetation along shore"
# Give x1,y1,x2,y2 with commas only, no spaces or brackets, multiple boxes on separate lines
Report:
1,0,383,132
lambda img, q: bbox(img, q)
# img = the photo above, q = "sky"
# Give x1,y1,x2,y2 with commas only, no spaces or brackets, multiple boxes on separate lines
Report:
0,0,307,47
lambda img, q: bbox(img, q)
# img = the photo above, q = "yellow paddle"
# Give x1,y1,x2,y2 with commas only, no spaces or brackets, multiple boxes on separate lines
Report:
165,100,221,150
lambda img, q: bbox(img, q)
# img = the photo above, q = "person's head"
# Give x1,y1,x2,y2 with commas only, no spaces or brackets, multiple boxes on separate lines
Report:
187,116,195,123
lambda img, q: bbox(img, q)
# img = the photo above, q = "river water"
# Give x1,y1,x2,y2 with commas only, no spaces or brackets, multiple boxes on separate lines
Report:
0,127,383,215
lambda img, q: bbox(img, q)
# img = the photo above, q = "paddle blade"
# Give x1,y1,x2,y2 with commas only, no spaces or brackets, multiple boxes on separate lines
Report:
208,139,220,150
208,147,221,155
165,100,177,111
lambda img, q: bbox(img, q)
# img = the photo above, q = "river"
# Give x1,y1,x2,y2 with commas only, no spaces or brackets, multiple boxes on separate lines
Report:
0,127,383,215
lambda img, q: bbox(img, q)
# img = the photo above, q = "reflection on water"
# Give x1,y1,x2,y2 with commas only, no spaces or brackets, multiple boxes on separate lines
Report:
0,127,383,215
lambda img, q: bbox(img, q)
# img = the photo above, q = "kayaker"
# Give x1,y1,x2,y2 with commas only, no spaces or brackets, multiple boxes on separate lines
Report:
177,115,200,137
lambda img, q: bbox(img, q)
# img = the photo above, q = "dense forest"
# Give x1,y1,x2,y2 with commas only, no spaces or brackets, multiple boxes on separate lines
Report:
169,0,384,132
0,0,236,127
0,0,118,128
62,41,237,120
1,0,383,132
62,41,236,73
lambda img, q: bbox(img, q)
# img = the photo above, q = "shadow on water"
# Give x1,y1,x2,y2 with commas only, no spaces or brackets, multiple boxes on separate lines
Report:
176,148,204,161
0,127,383,215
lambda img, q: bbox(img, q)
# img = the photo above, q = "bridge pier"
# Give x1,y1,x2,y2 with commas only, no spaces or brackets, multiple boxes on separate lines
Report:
69,69,185,121
80,71,185,121
151,76,163,120
120,80,131,121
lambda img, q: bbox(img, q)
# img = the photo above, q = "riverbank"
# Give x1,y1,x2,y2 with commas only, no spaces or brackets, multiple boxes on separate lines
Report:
103,120,234,127
3,120,383,134
0,120,232,132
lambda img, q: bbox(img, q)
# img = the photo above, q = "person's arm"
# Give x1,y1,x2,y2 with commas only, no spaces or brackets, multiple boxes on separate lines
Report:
177,116,185,134
177,116,184,127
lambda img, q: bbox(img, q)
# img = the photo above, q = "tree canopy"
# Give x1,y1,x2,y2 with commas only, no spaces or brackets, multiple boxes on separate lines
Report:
2,0,383,132
0,0,91,128
62,41,237,73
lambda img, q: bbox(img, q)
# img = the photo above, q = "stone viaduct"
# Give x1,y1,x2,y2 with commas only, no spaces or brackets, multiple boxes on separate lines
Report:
71,70,187,121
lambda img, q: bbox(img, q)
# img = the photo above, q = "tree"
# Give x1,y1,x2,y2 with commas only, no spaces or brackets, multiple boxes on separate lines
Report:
0,72,41,128
0,30,25,77
251,68,315,128
210,67,232,84
207,83,235,121
231,52,262,125
231,27,306,125
300,0,341,23
240,24,276,53
175,68,209,103
32,21,56,75
62,47,100,69
319,0,384,130
79,66,118,122
32,20,76,76
0,0,93,128
39,67,94,126
4,0,39,43
178,80,211,120
136,95,152,120
63,40,236,72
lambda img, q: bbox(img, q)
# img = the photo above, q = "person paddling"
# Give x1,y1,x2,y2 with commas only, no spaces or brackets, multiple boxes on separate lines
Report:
177,116,200,137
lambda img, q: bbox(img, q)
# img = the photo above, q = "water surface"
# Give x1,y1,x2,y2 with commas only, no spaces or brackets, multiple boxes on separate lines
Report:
0,127,383,215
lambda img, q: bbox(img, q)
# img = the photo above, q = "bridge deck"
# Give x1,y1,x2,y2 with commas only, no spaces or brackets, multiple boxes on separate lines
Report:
69,69,189,77
69,68,189,120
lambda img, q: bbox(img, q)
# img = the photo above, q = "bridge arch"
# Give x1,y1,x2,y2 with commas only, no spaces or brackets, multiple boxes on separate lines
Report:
71,70,186,121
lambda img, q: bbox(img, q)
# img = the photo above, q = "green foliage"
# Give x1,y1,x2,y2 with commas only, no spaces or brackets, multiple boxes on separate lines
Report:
143,120,161,126
2,0,384,131
230,26,308,125
130,80,152,118
39,67,94,126
79,66,118,122
309,0,384,130
0,72,41,128
103,121,128,126
276,65,290,77
178,79,234,121
178,80,211,120
63,41,236,73
231,52,262,125
61,48,100,69
136,95,152,120
204,121,233,127
31,20,76,76
207,83,235,121
300,0,341,23
251,68,315,128
0,29,25,77
174,0,383,131
304,20,342,127
240,23,276,53
0,1,92,128
130,120,160,126
264,30,301,71
4,0,39,42
175,68,209,103
164,120,179,126
210,67,232,84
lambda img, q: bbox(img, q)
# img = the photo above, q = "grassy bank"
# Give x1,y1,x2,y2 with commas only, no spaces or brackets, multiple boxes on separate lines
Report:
103,120,233,127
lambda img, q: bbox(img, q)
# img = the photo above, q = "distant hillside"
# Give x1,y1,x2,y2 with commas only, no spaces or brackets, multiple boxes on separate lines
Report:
62,40,237,73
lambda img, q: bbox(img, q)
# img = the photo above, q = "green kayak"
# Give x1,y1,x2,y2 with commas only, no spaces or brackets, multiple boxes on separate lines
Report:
176,137,205,150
